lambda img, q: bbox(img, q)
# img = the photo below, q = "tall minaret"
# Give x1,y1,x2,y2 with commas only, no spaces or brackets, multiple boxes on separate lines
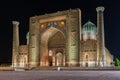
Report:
96,6,106,67
12,21,20,68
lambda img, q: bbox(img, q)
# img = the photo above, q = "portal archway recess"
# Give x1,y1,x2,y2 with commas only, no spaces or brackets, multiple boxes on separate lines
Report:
40,27,65,66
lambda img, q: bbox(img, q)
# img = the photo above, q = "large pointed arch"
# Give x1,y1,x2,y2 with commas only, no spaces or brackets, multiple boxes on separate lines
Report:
40,27,66,66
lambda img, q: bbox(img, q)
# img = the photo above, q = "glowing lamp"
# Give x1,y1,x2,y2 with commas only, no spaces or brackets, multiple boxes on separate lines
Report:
40,24,46,29
59,21,65,27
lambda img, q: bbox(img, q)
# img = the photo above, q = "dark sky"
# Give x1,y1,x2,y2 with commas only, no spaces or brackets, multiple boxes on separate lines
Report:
0,0,120,63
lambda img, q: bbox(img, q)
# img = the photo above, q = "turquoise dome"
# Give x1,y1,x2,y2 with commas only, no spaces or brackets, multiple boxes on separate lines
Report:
82,21,97,41
82,21,97,32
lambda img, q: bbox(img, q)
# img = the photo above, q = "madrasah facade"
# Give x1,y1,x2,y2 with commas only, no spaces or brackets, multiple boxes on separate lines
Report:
12,6,113,68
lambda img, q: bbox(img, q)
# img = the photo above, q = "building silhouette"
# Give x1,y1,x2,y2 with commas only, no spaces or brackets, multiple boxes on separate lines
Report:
12,6,113,68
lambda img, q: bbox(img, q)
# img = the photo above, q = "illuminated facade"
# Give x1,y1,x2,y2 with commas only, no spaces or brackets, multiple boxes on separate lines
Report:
12,6,113,68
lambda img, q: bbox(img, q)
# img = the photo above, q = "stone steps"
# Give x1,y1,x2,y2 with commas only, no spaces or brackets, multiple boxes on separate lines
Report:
33,67,120,71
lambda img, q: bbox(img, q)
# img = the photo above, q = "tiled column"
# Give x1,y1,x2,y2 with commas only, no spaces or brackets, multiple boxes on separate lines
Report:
12,21,20,68
96,6,106,67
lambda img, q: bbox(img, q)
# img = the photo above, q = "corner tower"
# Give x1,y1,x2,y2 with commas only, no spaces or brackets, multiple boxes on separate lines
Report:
96,6,106,66
12,21,20,67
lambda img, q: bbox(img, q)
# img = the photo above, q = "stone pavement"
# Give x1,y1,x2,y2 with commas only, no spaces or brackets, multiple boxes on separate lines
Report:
0,70,120,80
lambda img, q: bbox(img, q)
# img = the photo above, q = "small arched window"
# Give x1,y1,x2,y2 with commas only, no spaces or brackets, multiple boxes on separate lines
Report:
86,55,88,59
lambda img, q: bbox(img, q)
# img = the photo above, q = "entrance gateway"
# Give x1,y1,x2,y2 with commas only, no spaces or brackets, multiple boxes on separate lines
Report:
28,9,80,68
12,7,113,69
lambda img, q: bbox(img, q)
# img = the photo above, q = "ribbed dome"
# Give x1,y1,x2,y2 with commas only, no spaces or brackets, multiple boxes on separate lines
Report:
83,21,97,32
82,21,97,41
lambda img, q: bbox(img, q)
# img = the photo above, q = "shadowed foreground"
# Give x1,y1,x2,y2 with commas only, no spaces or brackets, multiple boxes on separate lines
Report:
0,70,120,80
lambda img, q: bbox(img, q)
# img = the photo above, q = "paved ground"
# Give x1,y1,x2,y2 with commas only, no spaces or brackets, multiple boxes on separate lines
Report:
0,70,120,80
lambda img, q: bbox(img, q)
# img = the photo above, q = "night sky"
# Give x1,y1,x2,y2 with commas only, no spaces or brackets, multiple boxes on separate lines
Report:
0,0,120,63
